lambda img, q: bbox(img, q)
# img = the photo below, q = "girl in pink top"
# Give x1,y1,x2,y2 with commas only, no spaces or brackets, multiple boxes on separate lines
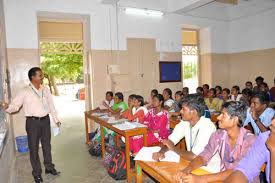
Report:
130,94,170,153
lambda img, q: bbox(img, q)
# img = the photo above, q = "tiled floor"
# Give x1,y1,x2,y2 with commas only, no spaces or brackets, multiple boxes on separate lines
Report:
12,97,155,183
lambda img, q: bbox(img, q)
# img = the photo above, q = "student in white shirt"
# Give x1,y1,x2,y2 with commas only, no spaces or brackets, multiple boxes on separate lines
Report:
152,94,220,173
231,85,242,101
102,91,114,108
163,88,175,112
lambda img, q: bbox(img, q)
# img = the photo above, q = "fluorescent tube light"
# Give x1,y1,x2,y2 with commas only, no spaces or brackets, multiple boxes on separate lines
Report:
125,7,164,17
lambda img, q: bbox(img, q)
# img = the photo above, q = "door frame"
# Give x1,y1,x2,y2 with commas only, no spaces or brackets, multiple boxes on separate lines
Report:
37,11,93,110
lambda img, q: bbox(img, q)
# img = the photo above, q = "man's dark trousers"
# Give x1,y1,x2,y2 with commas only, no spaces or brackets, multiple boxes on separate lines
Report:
25,115,54,176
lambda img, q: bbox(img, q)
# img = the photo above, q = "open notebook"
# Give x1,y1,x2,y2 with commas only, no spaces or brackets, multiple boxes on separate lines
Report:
134,146,180,163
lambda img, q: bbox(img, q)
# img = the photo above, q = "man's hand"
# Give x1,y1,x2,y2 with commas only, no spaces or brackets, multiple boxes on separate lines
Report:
162,139,175,151
0,101,8,110
177,174,206,183
251,109,259,121
56,122,62,127
152,152,165,161
175,168,193,181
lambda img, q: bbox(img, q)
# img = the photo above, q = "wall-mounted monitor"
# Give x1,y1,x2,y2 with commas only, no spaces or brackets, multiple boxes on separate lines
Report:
159,61,182,83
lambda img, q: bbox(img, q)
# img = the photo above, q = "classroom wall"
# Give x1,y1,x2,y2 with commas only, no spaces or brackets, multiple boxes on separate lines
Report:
0,0,15,182
210,8,275,89
4,0,229,52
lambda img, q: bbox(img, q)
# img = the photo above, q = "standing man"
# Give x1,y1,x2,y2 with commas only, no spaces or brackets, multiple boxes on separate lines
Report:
0,67,61,183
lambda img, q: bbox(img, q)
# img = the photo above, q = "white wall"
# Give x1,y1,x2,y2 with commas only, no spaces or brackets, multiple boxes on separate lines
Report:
4,0,229,53
228,8,275,53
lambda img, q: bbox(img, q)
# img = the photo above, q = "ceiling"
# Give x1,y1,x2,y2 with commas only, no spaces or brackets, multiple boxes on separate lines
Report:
102,0,275,22
181,0,275,21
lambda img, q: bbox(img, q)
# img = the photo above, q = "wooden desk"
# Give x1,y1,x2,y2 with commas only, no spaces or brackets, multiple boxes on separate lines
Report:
136,158,221,183
84,109,109,144
87,111,148,183
84,110,94,144
169,116,180,129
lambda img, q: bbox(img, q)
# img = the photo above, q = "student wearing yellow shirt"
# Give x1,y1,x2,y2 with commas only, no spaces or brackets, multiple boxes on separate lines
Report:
205,88,223,112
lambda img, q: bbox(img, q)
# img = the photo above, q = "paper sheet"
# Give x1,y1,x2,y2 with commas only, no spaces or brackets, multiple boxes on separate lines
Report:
52,127,61,137
112,122,136,130
92,112,107,117
112,121,146,130
134,146,180,163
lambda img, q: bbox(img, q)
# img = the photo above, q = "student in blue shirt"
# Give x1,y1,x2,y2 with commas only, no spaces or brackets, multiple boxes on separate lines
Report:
244,91,275,136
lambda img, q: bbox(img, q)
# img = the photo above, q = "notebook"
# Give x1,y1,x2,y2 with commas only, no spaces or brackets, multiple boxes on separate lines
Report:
134,146,180,163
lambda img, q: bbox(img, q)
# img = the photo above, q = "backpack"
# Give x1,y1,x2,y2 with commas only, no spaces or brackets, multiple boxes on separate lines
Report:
107,150,127,180
103,145,116,168
89,142,102,157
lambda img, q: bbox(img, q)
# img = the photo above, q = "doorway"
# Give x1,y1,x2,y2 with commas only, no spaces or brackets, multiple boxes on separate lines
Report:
182,29,199,93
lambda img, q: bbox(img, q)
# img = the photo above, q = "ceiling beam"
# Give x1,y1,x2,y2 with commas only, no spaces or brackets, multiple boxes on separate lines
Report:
216,0,238,5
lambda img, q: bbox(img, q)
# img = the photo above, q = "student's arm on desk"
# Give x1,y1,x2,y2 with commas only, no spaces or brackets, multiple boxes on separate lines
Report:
107,106,122,115
178,169,234,183
173,148,196,161
152,139,197,161
177,132,219,181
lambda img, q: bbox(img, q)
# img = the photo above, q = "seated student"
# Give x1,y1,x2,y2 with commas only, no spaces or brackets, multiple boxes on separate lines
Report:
270,78,275,102
260,82,272,101
240,88,253,107
170,91,183,117
204,88,223,112
145,89,158,108
225,117,275,183
182,87,189,97
196,87,204,96
129,94,170,153
163,88,175,112
122,95,148,123
121,94,136,117
245,81,253,90
244,91,275,136
231,85,242,101
215,85,223,99
175,101,256,183
102,91,114,108
152,94,220,173
222,88,231,102
203,84,210,98
106,92,128,115
253,76,264,92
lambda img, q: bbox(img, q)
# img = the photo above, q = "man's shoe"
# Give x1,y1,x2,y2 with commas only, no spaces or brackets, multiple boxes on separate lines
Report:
38,175,43,182
34,175,43,183
45,168,61,175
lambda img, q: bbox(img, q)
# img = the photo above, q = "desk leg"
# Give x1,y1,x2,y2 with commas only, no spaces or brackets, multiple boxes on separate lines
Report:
135,161,142,183
100,126,105,160
143,133,148,147
85,113,89,144
125,135,131,183
115,134,120,148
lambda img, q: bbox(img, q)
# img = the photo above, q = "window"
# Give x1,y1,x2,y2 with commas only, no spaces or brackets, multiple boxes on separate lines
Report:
182,29,199,93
